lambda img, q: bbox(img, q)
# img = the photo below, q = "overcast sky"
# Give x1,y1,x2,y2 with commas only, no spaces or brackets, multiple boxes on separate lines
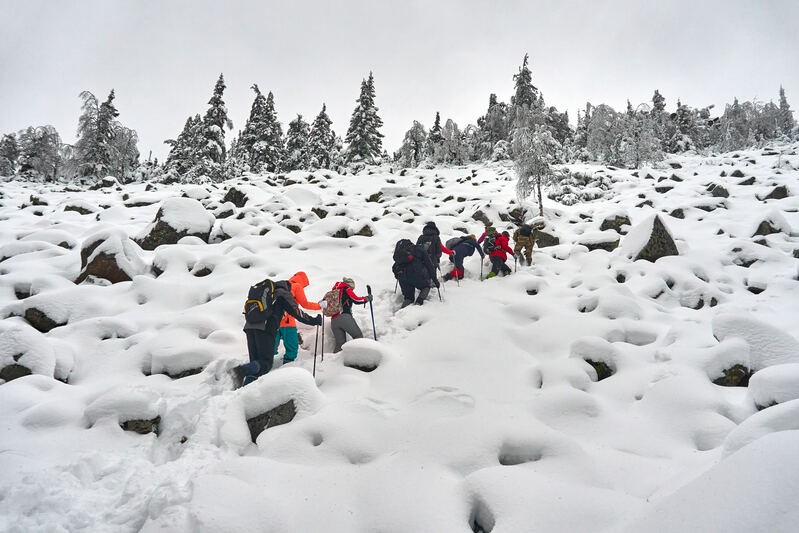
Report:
1,0,797,161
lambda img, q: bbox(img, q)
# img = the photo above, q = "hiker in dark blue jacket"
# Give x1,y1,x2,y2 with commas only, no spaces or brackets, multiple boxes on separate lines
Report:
443,234,485,281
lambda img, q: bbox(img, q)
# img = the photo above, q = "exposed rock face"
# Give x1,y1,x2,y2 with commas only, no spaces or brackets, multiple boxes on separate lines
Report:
581,239,620,252
471,210,492,227
536,231,560,248
708,184,730,198
0,363,32,383
247,400,296,443
76,232,145,284
599,215,631,234
24,308,63,333
121,416,161,435
223,187,248,208
761,185,789,201
76,252,132,284
712,364,752,387
586,359,614,381
628,215,679,263
669,208,685,219
753,220,781,237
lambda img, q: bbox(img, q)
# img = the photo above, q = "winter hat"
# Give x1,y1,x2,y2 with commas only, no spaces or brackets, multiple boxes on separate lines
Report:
502,231,510,238
342,277,355,289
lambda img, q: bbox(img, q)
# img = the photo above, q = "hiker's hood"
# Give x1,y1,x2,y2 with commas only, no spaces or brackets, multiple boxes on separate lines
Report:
422,222,440,236
290,271,310,288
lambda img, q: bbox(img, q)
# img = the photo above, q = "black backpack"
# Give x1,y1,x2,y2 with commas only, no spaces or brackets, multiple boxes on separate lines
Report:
243,279,276,323
483,232,498,254
393,239,416,265
445,237,465,250
416,233,442,264
519,225,533,237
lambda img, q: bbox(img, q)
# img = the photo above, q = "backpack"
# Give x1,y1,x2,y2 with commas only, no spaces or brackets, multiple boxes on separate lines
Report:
483,232,498,254
243,279,276,323
321,286,343,317
445,237,464,250
393,239,416,265
416,233,442,263
519,225,533,237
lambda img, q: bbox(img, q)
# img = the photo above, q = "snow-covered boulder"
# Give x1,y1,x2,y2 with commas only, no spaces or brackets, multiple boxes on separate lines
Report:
713,314,799,370
76,229,147,284
619,214,678,262
751,210,792,237
749,364,799,408
84,386,164,434
341,338,392,372
137,197,215,250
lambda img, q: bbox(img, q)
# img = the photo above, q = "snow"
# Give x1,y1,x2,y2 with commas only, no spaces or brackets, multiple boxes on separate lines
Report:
2,143,799,531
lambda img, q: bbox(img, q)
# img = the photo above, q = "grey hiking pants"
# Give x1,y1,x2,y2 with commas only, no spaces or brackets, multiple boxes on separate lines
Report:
331,313,363,352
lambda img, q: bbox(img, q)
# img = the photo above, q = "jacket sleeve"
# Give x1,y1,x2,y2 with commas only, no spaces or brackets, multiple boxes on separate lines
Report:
422,251,437,278
513,229,521,242
440,244,453,256
477,232,486,244
501,240,515,255
278,288,319,326
294,286,321,311
345,287,368,304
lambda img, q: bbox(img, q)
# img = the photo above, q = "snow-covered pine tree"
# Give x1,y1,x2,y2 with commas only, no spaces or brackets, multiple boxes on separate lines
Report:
308,104,335,170
397,120,427,168
240,85,284,173
720,98,749,152
586,104,624,165
669,99,696,152
426,112,443,157
164,114,204,179
18,125,62,181
74,90,120,179
284,114,310,172
778,86,796,136
512,124,561,216
0,133,20,176
509,54,543,135
199,74,233,180
345,72,384,165
476,94,509,159
620,103,662,168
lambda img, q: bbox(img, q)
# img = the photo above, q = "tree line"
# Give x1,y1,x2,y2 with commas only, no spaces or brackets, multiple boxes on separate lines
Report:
0,55,796,184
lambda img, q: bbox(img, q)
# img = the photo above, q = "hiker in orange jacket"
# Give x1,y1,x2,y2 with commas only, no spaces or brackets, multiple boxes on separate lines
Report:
275,271,322,364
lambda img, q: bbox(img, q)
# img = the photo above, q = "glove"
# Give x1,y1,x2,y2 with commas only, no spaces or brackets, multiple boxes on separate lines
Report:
319,300,328,310
314,314,323,326
366,294,373,303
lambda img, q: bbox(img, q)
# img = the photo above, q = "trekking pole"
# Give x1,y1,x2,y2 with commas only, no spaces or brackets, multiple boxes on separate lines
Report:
312,324,319,377
394,279,398,294
480,259,484,281
514,255,518,273
437,286,442,302
367,285,377,341
320,316,325,362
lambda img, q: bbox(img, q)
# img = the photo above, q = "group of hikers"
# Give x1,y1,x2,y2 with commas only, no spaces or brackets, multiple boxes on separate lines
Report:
232,216,545,388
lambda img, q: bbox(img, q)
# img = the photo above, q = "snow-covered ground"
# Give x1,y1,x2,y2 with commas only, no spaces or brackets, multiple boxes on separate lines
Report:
2,145,799,532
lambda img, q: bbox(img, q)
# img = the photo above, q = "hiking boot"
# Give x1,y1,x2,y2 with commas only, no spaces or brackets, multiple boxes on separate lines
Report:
282,358,295,366
230,365,247,390
443,273,452,281
485,271,497,279
401,299,413,309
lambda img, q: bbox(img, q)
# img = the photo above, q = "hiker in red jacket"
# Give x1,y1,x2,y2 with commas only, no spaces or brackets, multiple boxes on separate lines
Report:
480,230,515,278
330,277,371,352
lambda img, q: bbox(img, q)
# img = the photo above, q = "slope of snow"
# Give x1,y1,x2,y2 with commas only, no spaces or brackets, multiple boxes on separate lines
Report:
1,143,799,531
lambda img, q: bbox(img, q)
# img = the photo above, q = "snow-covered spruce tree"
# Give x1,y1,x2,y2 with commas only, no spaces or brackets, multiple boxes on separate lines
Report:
345,72,384,165
18,125,62,181
108,126,140,182
307,104,335,170
719,98,749,152
508,54,543,136
426,112,443,158
778,86,796,137
476,94,510,160
512,124,561,216
283,114,310,172
545,107,571,145
199,74,233,180
240,85,284,173
620,103,662,168
224,132,248,178
74,90,122,179
164,114,204,180
397,120,427,168
668,99,697,152
585,104,624,164
0,133,20,176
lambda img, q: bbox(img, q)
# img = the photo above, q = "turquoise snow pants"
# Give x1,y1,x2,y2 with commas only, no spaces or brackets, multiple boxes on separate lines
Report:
274,326,300,362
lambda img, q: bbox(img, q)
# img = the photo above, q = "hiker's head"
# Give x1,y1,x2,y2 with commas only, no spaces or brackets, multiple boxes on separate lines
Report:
342,276,355,289
502,231,510,238
468,234,476,240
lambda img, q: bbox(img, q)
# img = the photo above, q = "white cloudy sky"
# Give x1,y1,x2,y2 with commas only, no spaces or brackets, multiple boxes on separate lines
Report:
1,0,797,160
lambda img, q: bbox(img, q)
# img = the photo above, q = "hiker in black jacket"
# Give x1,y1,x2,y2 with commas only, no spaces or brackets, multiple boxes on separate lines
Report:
234,280,322,387
416,221,453,269
443,234,485,281
392,239,439,307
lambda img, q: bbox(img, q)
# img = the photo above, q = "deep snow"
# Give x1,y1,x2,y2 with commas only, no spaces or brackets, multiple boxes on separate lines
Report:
1,144,799,532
